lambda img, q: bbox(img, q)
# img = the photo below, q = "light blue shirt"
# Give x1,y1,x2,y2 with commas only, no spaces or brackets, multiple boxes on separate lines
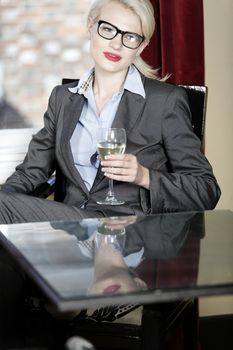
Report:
69,64,145,191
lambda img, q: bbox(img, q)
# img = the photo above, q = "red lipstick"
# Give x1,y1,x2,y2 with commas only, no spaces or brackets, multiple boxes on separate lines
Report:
103,284,121,294
103,51,122,62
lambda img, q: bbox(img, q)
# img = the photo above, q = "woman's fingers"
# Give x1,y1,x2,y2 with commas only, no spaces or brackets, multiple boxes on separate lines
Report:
101,154,137,171
100,153,149,188
101,154,137,181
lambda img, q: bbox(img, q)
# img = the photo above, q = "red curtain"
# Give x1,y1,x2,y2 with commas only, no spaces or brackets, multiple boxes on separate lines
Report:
142,0,205,85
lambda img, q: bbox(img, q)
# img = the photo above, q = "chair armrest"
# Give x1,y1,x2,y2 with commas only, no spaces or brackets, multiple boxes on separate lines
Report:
31,175,56,199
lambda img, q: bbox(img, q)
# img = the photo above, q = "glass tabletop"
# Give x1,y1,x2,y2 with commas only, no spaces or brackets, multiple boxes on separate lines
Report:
0,210,232,312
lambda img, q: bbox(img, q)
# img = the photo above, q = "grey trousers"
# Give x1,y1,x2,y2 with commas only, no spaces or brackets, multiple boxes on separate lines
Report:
0,190,103,225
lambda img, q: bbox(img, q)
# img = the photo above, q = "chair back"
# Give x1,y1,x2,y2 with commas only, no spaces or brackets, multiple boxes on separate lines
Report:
179,85,207,145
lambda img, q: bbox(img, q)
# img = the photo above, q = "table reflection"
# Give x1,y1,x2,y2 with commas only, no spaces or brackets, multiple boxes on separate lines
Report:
0,212,202,302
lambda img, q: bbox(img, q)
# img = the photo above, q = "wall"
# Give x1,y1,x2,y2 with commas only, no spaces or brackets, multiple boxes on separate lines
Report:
0,0,93,183
0,0,93,128
204,0,233,212
200,0,233,316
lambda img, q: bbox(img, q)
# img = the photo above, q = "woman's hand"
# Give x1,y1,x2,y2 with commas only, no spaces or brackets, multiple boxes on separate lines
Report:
100,216,137,230
100,154,150,189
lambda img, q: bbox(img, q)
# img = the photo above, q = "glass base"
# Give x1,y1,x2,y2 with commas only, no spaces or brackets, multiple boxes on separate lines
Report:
97,197,125,206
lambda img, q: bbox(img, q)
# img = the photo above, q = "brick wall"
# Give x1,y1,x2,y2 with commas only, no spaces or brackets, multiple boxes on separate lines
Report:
0,0,93,127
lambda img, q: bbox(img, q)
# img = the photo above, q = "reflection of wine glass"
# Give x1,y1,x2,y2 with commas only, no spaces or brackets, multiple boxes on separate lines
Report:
96,217,126,251
96,128,126,205
95,216,136,251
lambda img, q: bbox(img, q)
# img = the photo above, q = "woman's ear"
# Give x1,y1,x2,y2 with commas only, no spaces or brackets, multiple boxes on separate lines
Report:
134,277,147,290
136,40,149,57
87,16,94,37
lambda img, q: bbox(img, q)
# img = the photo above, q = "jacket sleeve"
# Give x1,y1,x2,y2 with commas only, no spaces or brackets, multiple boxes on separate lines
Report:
1,86,58,194
140,86,221,213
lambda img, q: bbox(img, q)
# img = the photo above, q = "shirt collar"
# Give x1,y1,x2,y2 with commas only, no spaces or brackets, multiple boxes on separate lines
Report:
123,64,145,98
68,64,145,98
68,67,94,94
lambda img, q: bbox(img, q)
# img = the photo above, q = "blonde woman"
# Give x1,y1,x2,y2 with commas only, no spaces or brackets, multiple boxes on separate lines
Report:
0,0,220,223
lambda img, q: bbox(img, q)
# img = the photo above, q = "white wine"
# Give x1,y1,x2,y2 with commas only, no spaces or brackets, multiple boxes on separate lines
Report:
96,128,126,205
97,142,126,158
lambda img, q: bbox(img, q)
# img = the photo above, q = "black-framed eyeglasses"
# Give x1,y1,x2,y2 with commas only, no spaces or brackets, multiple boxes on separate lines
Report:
97,20,145,49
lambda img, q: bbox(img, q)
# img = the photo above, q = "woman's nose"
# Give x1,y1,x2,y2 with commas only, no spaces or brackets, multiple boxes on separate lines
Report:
109,34,123,49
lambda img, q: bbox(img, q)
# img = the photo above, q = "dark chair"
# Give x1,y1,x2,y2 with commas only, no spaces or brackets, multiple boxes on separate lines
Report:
179,85,207,151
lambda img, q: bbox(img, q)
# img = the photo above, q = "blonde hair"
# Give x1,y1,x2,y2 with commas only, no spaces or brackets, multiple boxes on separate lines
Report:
88,0,161,79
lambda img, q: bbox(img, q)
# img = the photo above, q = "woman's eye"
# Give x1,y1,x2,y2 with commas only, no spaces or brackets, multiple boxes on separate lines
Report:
125,34,138,42
103,25,114,33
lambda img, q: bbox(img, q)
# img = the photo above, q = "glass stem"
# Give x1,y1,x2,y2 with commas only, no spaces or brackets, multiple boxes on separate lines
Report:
107,179,115,199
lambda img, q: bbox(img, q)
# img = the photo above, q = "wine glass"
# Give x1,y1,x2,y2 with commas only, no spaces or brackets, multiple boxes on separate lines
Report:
95,217,126,252
96,128,126,205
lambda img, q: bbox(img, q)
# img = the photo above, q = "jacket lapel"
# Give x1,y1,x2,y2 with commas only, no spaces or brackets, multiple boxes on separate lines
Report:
60,93,89,194
112,90,145,131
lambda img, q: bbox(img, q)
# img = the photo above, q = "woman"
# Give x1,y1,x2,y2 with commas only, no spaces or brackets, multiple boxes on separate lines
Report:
0,0,221,224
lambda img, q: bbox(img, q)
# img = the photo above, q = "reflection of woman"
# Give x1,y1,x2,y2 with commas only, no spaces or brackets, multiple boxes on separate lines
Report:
88,217,147,295
88,237,146,295
73,216,147,324
0,0,220,224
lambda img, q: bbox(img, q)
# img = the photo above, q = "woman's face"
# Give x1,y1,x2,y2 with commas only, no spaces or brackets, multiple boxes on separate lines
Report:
87,2,147,75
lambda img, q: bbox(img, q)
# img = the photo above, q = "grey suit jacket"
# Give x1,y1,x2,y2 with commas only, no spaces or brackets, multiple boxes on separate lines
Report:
3,76,221,215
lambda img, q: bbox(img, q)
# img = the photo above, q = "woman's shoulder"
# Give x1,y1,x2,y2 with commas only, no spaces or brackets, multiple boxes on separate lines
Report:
143,76,181,94
55,79,80,92
142,76,187,103
49,79,81,101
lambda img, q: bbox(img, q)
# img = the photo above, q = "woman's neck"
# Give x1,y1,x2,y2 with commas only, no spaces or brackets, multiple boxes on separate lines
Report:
93,68,128,113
